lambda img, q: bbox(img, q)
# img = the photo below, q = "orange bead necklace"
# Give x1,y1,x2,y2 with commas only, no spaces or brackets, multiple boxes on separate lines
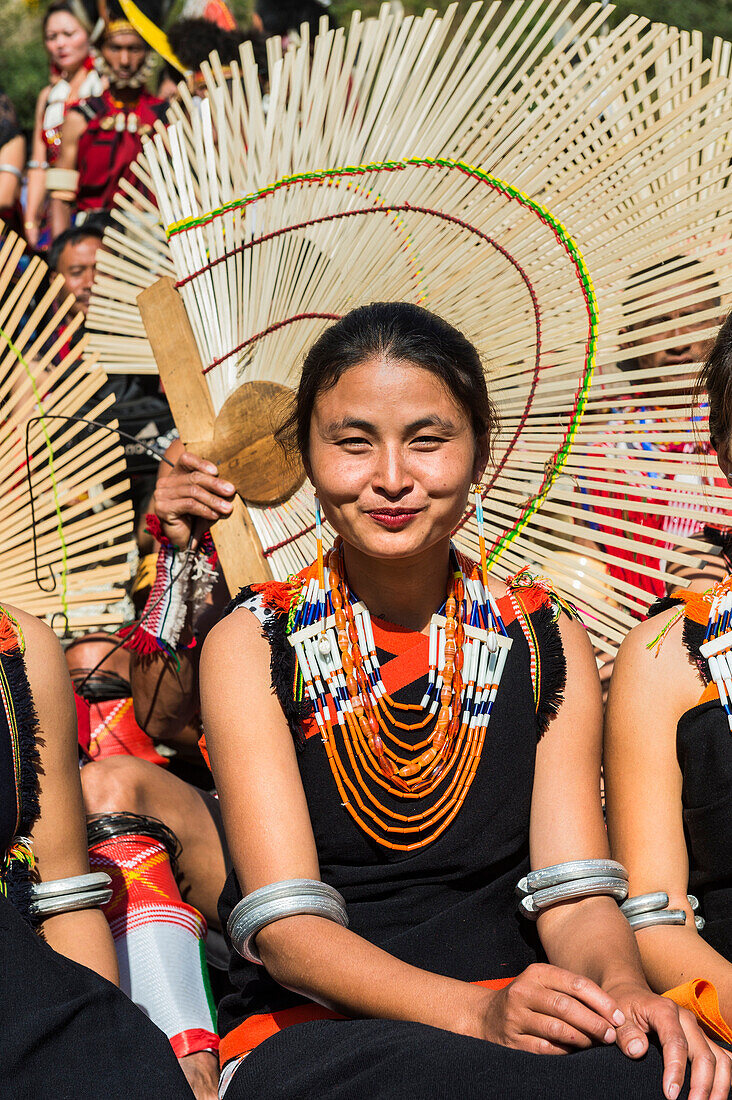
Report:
287,543,513,850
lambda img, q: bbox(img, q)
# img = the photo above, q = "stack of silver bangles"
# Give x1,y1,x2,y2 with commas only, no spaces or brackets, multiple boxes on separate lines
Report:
621,892,705,932
228,878,349,964
28,871,112,920
517,859,629,920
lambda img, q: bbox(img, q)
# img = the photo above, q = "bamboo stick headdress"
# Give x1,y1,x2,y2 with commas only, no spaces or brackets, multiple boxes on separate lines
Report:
0,223,135,632
86,1,732,653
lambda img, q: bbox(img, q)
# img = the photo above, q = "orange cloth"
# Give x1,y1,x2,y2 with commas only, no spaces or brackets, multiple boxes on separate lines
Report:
219,977,514,1067
663,979,732,1044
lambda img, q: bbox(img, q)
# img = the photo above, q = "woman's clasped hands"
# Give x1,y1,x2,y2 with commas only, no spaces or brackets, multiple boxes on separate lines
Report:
473,964,731,1100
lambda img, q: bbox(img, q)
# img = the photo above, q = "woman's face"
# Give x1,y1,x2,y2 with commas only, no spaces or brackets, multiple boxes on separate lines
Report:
308,358,485,562
44,12,90,73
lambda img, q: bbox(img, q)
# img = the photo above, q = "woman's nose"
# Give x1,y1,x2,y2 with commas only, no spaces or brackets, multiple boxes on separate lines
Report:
373,447,413,497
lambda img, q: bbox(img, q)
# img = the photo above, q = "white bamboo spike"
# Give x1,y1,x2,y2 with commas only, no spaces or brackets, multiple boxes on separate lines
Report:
86,5,732,653
0,221,135,634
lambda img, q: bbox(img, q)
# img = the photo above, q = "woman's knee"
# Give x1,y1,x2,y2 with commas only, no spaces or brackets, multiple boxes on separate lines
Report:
81,757,156,816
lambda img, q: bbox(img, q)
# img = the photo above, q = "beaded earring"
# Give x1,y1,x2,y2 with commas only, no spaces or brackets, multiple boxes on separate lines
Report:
472,481,489,589
314,493,330,654
700,579,732,732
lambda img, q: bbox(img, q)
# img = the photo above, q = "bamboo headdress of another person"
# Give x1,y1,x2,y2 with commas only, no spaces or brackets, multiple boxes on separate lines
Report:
0,219,135,633
86,3,732,664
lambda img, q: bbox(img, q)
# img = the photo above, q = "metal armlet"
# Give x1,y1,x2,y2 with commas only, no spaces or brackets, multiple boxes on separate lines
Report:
621,892,705,932
517,859,629,920
227,879,348,964
29,871,112,919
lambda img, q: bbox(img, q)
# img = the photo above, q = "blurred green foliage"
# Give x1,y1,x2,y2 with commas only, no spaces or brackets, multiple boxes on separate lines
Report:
3,0,732,138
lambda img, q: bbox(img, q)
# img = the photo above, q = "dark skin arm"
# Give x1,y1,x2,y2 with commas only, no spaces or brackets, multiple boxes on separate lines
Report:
129,438,235,749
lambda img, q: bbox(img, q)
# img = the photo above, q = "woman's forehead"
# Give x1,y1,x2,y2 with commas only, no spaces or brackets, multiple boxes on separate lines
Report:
313,358,467,419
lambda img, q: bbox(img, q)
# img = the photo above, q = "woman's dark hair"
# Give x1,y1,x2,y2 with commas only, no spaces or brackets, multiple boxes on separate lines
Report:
276,302,498,463
43,0,92,33
699,310,732,451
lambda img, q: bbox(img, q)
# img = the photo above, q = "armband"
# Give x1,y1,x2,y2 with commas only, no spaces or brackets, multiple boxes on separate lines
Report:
0,163,22,181
46,167,79,199
121,519,217,655
26,159,49,170
29,871,112,919
517,859,629,920
228,879,349,964
621,891,704,932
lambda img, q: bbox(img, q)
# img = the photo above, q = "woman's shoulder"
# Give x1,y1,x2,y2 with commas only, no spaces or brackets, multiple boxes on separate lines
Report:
611,592,707,713
0,603,59,660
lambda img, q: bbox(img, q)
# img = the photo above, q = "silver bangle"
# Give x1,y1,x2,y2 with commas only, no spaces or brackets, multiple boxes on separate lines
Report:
228,879,348,964
517,859,629,921
29,871,112,919
622,892,704,932
26,160,49,170
0,163,22,180
520,859,628,895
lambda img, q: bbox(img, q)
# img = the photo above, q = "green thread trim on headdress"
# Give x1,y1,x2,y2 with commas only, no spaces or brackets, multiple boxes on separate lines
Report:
0,323,69,615
165,157,598,566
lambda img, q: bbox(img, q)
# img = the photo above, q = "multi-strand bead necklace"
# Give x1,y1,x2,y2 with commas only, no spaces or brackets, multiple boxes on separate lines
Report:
287,539,512,850
700,576,732,733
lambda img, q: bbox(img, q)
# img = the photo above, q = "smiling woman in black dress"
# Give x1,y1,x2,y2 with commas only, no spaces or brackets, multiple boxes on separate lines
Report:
201,303,729,1099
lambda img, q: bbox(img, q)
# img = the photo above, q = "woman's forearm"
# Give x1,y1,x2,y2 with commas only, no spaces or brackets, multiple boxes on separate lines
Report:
42,907,120,984
256,913,490,1038
538,895,647,991
636,925,732,1021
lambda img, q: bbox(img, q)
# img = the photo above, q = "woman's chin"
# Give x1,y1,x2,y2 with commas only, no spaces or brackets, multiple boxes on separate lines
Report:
338,521,453,562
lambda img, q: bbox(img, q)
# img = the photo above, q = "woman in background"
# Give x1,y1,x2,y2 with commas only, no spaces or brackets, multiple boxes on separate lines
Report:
24,0,103,249
606,313,732,1044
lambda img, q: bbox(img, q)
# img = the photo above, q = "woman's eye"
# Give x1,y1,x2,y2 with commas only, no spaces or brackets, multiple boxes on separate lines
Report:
338,437,370,448
411,436,444,447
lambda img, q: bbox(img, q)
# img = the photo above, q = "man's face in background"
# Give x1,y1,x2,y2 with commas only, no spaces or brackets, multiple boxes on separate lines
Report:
57,235,102,318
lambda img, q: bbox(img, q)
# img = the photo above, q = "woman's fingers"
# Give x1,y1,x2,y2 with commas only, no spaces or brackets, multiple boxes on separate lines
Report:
677,1009,726,1100
524,1011,601,1051
532,966,624,1027
708,1043,732,1100
494,965,623,1053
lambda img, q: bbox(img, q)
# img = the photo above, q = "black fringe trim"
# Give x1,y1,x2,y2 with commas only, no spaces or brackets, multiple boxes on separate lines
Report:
86,812,181,876
226,585,313,749
1,642,42,927
532,603,567,740
2,645,41,835
647,596,707,685
647,595,682,620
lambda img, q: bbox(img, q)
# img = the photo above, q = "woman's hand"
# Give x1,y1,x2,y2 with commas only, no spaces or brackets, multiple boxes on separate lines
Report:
605,981,731,1100
478,963,624,1054
153,450,235,549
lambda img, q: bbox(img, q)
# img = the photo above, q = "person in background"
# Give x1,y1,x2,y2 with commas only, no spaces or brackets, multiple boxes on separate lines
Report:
48,222,174,524
166,16,266,97
78,437,236,1099
0,90,25,239
48,0,165,236
25,0,105,251
253,0,335,45
605,314,732,1047
0,600,193,1097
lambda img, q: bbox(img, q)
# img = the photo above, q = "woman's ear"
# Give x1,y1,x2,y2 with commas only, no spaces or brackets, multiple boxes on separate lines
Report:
472,431,491,483
716,438,732,486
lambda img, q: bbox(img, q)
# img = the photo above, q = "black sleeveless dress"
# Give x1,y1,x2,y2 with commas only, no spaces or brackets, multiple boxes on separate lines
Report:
217,579,686,1100
0,608,194,1099
649,591,732,960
